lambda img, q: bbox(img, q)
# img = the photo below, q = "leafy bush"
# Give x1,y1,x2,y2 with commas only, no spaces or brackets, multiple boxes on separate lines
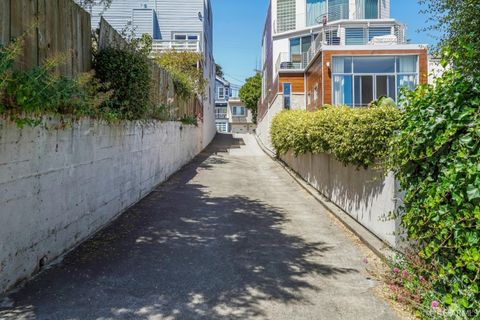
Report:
1,42,112,126
155,50,206,99
94,47,152,120
271,106,400,168
389,68,480,317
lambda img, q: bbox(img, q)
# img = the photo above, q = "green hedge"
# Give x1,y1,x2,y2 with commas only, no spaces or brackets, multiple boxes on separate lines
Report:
271,106,401,168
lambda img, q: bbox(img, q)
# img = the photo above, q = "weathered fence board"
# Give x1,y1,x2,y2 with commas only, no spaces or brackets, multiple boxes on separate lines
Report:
0,0,91,77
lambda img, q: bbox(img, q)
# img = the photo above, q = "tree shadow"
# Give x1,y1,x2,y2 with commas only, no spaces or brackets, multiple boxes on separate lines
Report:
0,134,358,320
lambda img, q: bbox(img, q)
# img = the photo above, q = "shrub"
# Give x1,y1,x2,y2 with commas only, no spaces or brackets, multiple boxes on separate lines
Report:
1,42,112,126
271,106,401,168
94,47,152,120
389,68,480,317
155,50,206,99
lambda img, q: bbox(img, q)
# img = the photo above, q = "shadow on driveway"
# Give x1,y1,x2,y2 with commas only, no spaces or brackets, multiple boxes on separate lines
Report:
0,134,358,320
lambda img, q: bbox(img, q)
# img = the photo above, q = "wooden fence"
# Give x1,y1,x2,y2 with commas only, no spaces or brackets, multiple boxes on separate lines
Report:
0,0,92,77
98,17,201,120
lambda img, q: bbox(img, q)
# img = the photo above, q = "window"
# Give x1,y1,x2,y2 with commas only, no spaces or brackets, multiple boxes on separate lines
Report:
355,0,378,19
354,75,373,106
368,27,391,41
353,56,395,73
306,0,349,26
216,121,228,133
333,75,353,106
332,55,419,106
314,84,319,101
345,28,366,45
376,75,396,100
306,0,327,26
215,107,227,119
218,87,225,99
283,83,292,109
345,27,391,45
325,30,340,45
174,33,199,41
290,36,312,68
232,106,246,116
277,0,296,32
328,0,349,21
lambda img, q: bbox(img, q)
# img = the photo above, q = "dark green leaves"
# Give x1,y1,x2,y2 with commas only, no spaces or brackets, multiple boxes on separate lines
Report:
390,69,480,316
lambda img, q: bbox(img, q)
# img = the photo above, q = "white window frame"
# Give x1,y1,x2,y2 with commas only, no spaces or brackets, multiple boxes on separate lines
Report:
218,87,225,100
331,54,419,107
173,33,200,41
232,106,246,117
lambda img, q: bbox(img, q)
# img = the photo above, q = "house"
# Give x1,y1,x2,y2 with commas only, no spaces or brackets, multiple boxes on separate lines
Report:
214,76,230,133
228,95,256,134
257,0,429,146
81,0,216,147
215,76,257,134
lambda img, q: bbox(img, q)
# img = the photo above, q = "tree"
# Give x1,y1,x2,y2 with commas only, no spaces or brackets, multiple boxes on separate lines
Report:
215,64,224,78
239,73,261,124
420,0,480,75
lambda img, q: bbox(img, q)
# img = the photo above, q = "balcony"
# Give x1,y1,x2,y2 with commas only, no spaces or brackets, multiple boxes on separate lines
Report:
276,21,406,73
215,113,227,119
276,52,307,71
151,40,201,54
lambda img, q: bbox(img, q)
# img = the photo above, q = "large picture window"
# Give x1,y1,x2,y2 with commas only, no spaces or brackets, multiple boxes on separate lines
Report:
332,55,419,107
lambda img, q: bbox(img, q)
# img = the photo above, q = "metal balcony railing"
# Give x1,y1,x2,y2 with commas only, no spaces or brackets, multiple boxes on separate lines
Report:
275,52,305,71
215,113,227,119
275,21,406,73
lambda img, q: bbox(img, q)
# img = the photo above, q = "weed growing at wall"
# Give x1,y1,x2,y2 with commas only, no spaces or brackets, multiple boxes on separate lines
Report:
271,106,400,168
0,42,113,126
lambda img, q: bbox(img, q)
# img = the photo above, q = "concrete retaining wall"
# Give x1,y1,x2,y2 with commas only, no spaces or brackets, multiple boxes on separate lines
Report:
256,93,304,152
281,151,402,247
0,118,203,294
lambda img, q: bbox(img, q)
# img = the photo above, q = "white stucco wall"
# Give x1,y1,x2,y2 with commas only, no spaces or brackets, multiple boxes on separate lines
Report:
0,118,204,294
281,151,402,247
256,93,305,152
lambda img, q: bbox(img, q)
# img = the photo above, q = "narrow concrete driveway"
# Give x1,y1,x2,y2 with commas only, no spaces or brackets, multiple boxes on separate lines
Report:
0,134,398,320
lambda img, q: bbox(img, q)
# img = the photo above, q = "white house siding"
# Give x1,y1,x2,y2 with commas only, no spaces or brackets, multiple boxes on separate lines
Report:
132,9,155,38
154,0,204,40
83,0,158,36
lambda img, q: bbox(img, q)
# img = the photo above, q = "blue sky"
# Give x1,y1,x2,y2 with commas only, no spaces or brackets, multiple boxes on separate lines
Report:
211,0,438,86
